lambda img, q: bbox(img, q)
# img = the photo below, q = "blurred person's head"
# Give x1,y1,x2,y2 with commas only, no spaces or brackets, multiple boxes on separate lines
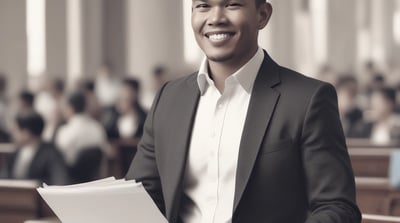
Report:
16,90,35,112
370,73,385,92
364,60,375,73
46,78,65,98
335,75,358,115
0,72,7,96
78,79,95,94
12,111,44,146
97,62,114,78
152,65,168,90
83,80,95,93
62,91,86,120
370,87,397,121
316,64,337,85
117,78,142,115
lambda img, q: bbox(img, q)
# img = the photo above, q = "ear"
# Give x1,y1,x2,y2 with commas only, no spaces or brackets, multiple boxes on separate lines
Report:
257,2,273,30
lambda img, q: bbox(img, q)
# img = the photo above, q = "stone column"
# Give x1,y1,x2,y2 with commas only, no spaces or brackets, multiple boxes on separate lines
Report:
102,0,127,78
82,0,103,79
325,0,358,72
264,0,296,70
370,0,396,68
0,0,27,97
125,0,184,107
46,0,67,79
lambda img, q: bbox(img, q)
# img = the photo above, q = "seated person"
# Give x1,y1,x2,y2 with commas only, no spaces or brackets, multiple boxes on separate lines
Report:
2,111,68,185
103,79,147,175
335,75,363,137
352,87,400,144
16,90,35,113
56,91,106,166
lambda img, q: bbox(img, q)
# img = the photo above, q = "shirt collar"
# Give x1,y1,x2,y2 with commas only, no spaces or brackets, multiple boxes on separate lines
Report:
197,47,264,95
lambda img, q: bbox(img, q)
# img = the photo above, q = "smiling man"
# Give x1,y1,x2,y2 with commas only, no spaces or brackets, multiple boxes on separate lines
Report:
126,0,361,222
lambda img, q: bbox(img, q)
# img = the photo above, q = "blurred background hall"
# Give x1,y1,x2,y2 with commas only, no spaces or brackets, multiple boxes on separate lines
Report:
0,0,400,222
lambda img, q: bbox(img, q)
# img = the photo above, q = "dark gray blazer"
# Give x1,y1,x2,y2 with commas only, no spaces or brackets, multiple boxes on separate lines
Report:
126,52,361,223
6,142,68,185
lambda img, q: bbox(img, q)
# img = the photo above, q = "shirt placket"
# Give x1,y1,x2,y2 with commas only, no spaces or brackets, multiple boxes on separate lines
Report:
203,87,230,223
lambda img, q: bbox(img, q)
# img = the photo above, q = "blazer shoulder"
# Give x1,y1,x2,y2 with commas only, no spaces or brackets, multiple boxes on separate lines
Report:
158,72,199,99
163,72,198,90
277,66,335,97
280,66,328,87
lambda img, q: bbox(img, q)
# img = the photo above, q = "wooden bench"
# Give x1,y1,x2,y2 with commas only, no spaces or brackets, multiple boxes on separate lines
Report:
363,214,400,223
0,143,15,168
349,148,393,178
347,138,398,148
356,177,392,215
0,179,57,223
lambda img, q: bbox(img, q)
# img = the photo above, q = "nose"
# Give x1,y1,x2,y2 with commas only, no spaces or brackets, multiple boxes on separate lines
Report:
208,7,228,26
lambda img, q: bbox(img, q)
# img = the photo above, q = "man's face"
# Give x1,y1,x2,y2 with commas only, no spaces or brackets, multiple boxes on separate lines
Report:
191,0,271,66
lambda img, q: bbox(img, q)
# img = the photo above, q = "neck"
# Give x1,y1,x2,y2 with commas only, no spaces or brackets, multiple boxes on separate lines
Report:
207,47,258,93
207,62,237,93
25,137,40,147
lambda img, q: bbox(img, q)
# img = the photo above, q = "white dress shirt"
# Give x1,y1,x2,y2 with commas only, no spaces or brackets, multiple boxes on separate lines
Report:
117,112,139,138
56,114,106,165
180,48,264,223
13,145,38,179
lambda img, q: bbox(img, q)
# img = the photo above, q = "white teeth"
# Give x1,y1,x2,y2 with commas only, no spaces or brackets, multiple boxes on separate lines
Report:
208,33,231,41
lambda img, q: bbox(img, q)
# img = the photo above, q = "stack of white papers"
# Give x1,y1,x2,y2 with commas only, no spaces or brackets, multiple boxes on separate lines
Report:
37,177,167,223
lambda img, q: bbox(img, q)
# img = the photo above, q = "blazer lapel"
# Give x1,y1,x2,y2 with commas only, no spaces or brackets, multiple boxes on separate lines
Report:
167,74,200,221
233,53,281,212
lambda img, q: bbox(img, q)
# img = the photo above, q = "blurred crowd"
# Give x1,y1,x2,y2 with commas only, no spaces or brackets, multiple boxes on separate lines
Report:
0,59,399,186
318,61,400,146
0,63,170,185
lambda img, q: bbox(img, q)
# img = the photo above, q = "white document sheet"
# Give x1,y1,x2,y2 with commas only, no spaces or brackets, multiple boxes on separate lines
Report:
37,178,167,223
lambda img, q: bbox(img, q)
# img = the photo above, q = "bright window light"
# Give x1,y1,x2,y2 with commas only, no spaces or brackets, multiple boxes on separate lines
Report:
26,0,46,77
394,12,400,45
67,0,82,83
310,0,328,65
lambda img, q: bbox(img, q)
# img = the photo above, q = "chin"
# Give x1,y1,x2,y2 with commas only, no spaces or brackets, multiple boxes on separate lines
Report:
206,52,235,63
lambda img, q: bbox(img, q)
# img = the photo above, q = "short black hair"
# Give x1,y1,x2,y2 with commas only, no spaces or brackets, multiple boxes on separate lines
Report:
123,78,140,92
378,87,397,105
336,75,357,89
335,75,358,96
15,111,45,137
67,91,86,113
18,90,35,107
53,78,65,93
82,80,95,92
372,73,385,83
256,0,267,7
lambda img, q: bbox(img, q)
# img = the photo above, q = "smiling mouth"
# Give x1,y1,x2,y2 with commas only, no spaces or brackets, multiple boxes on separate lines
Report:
205,32,235,42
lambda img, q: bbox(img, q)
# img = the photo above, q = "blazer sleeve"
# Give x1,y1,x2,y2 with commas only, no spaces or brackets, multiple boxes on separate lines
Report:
301,83,362,223
125,84,167,215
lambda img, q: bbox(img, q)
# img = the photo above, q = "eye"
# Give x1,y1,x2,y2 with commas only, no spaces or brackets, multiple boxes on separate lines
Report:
226,2,242,8
194,3,210,9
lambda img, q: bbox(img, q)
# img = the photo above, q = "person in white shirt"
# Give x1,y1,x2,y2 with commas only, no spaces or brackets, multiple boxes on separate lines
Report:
56,91,106,166
95,63,121,109
369,87,400,144
126,0,361,223
127,0,361,222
